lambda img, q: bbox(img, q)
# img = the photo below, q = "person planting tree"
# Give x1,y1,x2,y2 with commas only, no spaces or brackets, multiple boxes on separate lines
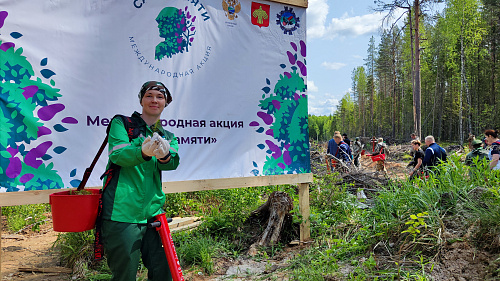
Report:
422,135,447,175
100,81,180,281
372,138,387,177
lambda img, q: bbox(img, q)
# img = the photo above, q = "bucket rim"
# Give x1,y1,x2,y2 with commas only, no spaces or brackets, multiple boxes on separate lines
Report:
49,188,102,197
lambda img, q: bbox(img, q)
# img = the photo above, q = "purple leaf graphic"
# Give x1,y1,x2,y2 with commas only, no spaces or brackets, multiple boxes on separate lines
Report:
0,11,7,29
283,150,292,165
300,40,306,57
297,60,307,76
6,147,18,157
61,117,78,124
265,140,282,159
257,111,273,125
38,103,65,121
0,42,14,51
272,100,281,110
19,173,34,183
25,141,52,169
6,157,22,179
22,85,38,100
287,51,296,65
37,126,52,137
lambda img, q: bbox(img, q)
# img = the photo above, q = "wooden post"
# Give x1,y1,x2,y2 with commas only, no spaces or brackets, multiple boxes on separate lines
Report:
298,183,310,242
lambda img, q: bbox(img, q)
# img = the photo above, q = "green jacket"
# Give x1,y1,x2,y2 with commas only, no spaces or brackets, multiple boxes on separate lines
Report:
102,112,180,223
465,147,488,167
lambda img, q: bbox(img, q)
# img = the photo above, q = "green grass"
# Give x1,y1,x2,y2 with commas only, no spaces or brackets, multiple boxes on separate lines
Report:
2,203,50,232
174,231,231,274
292,153,500,279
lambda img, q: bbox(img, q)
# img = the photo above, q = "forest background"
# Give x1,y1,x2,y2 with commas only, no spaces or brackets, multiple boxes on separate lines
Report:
309,0,500,144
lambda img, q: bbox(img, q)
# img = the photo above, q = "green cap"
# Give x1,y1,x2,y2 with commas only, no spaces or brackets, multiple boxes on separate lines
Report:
471,139,482,146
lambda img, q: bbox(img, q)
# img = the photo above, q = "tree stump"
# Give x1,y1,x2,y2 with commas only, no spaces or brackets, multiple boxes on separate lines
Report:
247,191,293,256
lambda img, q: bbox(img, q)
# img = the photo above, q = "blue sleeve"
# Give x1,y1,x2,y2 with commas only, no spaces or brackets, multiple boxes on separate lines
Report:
422,148,433,166
341,144,350,162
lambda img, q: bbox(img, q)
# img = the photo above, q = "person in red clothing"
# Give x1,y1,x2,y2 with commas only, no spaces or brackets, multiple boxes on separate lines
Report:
372,138,387,176
370,136,377,152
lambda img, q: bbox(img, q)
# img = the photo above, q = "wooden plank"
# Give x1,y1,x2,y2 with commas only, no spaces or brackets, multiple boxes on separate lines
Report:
168,217,200,229
268,0,308,8
170,221,203,233
0,189,68,207
162,173,314,194
298,183,311,242
0,174,313,206
18,267,72,274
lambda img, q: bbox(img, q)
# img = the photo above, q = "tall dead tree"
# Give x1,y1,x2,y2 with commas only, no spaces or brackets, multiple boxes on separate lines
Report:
413,0,422,139
374,0,442,139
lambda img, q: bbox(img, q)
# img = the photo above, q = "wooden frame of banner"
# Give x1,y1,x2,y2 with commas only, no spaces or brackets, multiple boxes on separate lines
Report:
269,0,308,8
0,173,312,240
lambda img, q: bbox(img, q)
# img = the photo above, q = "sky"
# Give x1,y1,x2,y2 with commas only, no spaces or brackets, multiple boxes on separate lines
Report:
306,0,400,116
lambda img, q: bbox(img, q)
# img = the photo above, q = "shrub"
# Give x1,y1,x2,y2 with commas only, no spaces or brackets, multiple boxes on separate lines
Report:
2,203,50,232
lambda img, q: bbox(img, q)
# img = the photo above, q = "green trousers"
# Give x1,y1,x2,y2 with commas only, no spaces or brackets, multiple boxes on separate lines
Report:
102,219,172,281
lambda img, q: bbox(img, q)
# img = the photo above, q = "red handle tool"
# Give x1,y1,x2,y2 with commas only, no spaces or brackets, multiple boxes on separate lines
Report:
149,213,184,281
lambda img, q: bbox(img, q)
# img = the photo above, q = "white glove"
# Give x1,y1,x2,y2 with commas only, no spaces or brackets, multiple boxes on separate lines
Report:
151,132,161,143
141,136,159,157
154,136,171,159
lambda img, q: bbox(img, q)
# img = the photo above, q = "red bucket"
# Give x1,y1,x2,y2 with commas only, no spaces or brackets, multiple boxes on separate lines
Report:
49,189,101,232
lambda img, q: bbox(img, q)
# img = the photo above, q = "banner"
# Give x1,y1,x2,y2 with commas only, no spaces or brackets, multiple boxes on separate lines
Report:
0,0,309,192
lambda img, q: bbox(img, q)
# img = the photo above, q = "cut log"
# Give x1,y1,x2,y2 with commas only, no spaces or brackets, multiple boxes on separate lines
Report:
248,191,293,256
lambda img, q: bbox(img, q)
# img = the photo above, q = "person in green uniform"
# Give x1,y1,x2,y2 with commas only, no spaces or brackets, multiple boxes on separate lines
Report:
101,81,180,281
465,139,488,177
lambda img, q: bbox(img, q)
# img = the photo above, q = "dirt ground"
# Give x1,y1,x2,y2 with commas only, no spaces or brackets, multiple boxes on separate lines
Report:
1,144,499,280
1,215,70,281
